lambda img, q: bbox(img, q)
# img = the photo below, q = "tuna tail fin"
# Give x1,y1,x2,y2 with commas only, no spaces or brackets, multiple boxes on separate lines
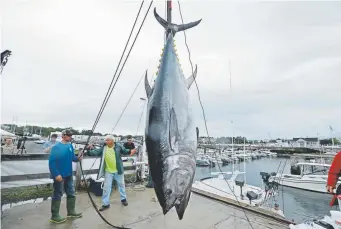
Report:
144,70,152,98
186,65,198,89
154,8,202,36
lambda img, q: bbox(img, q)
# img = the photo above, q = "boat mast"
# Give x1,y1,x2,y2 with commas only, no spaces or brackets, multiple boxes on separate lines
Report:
231,120,234,174
330,125,334,152
243,137,246,183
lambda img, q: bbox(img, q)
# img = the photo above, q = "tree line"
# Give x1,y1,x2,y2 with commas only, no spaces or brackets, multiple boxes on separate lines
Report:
2,124,339,145
1,124,132,138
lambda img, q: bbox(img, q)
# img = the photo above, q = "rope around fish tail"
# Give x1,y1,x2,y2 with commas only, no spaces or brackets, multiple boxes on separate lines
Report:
177,1,255,229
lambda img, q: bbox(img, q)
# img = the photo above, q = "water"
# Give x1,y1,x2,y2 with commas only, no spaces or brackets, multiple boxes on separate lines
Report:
194,157,336,223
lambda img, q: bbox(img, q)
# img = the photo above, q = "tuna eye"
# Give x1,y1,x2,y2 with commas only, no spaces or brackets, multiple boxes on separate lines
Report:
165,189,172,196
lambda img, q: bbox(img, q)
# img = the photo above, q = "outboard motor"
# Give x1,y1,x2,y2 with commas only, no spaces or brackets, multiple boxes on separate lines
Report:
290,165,301,175
260,172,271,183
260,172,278,191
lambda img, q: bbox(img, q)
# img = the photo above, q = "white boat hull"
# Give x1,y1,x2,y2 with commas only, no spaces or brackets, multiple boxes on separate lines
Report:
269,174,341,193
192,175,285,219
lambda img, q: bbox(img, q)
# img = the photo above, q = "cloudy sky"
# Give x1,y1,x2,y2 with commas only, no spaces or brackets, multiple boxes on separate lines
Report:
1,0,341,139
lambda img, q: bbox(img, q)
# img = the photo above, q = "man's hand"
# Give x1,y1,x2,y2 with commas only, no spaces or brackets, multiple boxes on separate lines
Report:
129,148,137,156
326,185,335,193
78,154,83,161
86,144,94,149
55,175,63,182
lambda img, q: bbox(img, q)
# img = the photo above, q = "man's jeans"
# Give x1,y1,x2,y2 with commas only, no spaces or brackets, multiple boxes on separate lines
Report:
52,176,75,200
102,171,127,206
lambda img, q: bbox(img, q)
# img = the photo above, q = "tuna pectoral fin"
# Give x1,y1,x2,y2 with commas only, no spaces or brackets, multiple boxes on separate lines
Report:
154,8,201,36
175,191,191,220
144,70,152,98
169,108,179,151
187,65,198,89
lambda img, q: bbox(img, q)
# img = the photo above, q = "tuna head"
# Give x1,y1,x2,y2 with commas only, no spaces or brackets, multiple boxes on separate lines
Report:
143,7,201,220
162,157,195,219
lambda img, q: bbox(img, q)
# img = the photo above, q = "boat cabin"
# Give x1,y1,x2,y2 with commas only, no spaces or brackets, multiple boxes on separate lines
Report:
290,162,330,176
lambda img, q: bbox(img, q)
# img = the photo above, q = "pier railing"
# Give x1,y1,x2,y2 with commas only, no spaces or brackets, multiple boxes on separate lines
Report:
1,157,137,190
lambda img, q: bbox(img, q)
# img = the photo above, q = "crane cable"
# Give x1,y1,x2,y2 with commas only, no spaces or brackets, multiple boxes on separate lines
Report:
111,72,145,133
77,1,154,228
177,1,255,228
88,2,145,139
83,71,145,180
82,0,146,180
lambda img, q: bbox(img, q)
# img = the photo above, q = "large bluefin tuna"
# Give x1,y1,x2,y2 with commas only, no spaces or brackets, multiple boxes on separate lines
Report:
144,8,201,220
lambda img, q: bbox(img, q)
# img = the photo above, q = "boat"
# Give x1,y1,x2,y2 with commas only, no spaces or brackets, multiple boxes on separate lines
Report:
268,161,341,193
196,156,212,167
289,210,341,228
221,157,231,165
34,140,45,144
193,135,285,218
192,171,285,218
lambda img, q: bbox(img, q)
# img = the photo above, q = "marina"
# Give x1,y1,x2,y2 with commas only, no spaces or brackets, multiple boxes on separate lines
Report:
2,0,341,228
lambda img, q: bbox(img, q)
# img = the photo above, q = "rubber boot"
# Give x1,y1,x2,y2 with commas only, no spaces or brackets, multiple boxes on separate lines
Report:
50,199,66,224
66,196,82,218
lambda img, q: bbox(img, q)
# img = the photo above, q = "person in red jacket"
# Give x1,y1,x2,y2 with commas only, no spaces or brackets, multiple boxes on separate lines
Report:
327,151,341,209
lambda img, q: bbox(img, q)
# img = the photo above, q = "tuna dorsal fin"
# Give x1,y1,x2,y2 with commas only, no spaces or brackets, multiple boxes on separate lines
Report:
186,65,198,89
169,108,179,151
144,70,152,98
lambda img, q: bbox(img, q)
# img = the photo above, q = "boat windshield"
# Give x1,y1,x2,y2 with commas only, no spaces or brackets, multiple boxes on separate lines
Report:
302,164,329,175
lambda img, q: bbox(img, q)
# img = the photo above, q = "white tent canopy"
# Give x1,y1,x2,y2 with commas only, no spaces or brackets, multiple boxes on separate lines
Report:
1,129,16,138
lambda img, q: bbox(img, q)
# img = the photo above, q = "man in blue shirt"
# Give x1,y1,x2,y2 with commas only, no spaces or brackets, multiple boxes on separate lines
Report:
48,129,82,224
43,133,58,153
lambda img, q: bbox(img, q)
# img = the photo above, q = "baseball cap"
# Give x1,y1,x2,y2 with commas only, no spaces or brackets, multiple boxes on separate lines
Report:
62,129,73,137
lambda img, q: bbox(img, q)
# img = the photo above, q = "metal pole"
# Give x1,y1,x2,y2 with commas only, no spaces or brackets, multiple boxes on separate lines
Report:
75,160,82,190
165,0,172,37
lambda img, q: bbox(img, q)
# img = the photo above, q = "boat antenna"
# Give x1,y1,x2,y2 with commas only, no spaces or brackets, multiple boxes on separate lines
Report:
229,59,232,91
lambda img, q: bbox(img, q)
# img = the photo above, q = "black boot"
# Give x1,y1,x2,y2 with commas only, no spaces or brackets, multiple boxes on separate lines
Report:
121,199,128,206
